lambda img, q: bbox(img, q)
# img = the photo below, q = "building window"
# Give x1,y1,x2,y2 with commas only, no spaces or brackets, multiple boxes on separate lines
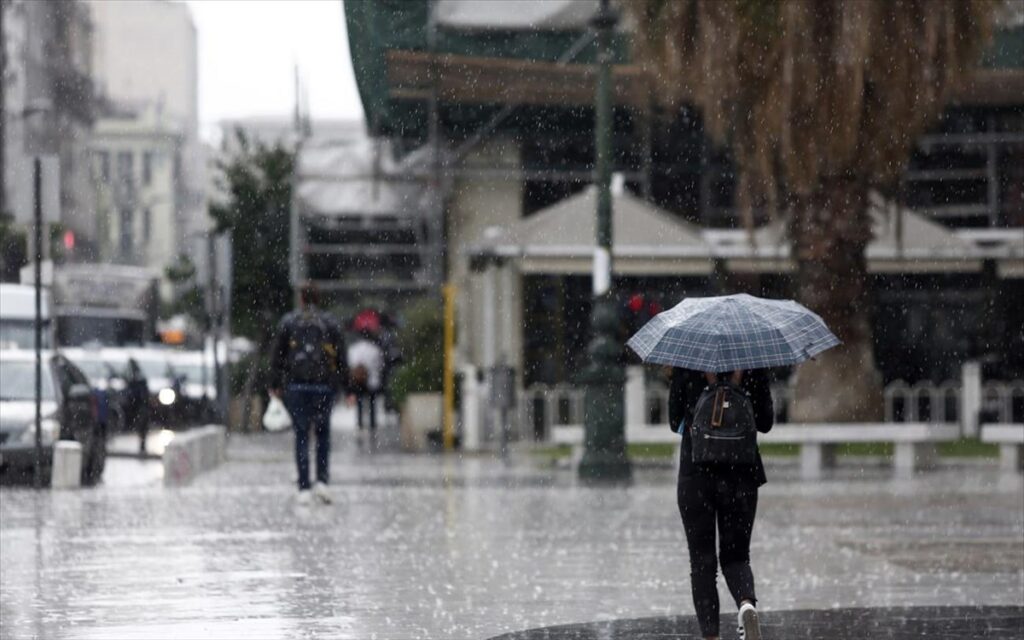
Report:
143,208,152,243
119,207,134,258
117,151,133,185
142,152,153,186
96,151,110,182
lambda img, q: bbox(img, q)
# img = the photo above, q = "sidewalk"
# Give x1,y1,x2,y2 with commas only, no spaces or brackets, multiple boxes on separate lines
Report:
0,426,1021,639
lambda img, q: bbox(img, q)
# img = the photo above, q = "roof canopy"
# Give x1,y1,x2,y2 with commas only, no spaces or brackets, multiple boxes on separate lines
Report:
708,193,985,274
472,191,1019,276
474,184,714,275
344,0,1023,137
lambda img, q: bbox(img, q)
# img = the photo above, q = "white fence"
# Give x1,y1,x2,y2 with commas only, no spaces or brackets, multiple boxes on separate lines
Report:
516,377,1024,442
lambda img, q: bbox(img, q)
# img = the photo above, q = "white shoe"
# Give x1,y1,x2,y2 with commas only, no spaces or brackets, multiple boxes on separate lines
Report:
296,489,312,506
313,481,332,504
738,602,762,640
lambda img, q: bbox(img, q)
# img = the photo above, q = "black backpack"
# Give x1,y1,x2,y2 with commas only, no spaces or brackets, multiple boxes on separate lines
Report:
287,312,337,384
690,380,758,466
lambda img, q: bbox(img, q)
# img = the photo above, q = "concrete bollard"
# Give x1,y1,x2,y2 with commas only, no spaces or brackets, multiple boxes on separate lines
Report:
163,425,227,487
51,441,82,489
960,361,981,438
461,365,481,451
625,366,646,429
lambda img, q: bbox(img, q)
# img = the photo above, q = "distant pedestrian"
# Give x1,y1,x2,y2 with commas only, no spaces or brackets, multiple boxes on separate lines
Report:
270,284,347,505
669,367,773,640
124,359,150,455
347,328,384,445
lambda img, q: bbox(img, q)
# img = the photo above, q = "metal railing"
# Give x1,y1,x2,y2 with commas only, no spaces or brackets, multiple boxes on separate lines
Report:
517,384,585,442
517,378,1024,441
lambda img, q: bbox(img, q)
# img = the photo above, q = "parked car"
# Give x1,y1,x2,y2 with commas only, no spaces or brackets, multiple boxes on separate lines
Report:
0,350,108,485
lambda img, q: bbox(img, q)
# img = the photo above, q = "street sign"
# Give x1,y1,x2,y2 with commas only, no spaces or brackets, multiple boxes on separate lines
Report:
40,156,60,224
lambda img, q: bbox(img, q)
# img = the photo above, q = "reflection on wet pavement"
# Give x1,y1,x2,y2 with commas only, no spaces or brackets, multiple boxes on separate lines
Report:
487,606,1024,639
1,433,1021,640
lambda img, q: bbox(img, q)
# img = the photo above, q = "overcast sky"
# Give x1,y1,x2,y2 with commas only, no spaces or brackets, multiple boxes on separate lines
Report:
182,0,364,137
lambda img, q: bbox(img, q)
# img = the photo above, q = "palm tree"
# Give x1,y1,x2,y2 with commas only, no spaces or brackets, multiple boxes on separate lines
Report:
627,0,997,420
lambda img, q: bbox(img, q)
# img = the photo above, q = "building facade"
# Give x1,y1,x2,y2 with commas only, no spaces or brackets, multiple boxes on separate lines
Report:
342,0,1024,391
89,105,182,297
2,0,96,252
88,0,205,290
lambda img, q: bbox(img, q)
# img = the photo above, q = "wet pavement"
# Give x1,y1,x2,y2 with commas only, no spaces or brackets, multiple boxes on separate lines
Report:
1,422,1022,640
488,606,1024,639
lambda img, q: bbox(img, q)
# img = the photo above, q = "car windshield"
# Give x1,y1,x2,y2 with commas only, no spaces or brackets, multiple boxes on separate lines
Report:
0,361,56,401
174,364,210,384
134,357,171,380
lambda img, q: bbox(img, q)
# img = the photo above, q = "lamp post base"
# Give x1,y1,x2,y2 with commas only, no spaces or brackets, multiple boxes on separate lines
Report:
577,296,632,483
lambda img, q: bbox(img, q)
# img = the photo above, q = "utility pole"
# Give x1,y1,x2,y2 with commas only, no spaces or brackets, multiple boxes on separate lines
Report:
578,0,631,481
32,156,43,488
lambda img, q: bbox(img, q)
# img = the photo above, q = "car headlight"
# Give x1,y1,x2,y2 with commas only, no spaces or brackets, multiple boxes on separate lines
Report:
158,388,176,406
19,418,61,447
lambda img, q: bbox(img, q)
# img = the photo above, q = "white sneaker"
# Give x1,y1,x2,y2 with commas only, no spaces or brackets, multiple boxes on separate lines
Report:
738,602,762,640
296,489,312,506
313,481,332,504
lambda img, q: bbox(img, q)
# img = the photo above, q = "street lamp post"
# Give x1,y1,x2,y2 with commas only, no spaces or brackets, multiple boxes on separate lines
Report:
23,99,52,490
32,155,44,489
578,0,631,481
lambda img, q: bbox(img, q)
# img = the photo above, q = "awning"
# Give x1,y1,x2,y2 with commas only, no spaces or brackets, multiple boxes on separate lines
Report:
471,185,714,275
294,137,444,220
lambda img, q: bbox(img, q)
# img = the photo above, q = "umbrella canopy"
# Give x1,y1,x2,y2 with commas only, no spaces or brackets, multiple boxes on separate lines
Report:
626,294,840,372
352,309,382,334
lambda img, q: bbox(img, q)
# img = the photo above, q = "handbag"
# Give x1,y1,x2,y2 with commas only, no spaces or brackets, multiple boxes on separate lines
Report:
262,395,293,431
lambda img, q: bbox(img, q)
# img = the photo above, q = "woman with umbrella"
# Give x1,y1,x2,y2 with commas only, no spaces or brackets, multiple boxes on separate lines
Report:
628,294,839,640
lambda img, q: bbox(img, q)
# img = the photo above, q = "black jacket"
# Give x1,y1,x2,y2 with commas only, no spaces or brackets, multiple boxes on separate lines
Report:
669,368,774,486
270,307,348,391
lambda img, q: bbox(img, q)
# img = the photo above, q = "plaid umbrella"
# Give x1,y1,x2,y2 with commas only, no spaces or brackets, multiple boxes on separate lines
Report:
626,293,840,371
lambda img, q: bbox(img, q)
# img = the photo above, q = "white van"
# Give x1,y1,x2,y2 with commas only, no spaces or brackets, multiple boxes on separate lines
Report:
0,283,53,350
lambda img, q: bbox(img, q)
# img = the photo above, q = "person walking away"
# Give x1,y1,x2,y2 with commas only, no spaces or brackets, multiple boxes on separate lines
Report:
347,328,384,448
124,359,150,455
270,284,347,505
669,367,773,640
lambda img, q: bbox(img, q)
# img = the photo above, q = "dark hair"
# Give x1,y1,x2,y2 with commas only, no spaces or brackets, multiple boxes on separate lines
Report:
299,282,319,307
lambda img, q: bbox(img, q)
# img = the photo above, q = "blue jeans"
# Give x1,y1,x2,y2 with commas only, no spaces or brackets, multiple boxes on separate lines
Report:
283,385,335,490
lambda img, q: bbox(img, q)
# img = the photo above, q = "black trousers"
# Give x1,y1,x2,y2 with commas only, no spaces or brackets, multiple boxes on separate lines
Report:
677,467,759,637
356,390,378,432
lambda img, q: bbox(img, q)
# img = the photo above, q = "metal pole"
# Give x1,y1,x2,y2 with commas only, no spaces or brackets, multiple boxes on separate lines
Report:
33,156,43,489
579,0,631,481
442,284,456,451
208,233,222,423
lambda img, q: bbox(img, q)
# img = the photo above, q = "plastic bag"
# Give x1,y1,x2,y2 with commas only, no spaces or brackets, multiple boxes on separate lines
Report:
262,395,293,432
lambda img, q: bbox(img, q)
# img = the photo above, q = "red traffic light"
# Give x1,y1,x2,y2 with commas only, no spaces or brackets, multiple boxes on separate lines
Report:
63,230,75,250
628,293,644,313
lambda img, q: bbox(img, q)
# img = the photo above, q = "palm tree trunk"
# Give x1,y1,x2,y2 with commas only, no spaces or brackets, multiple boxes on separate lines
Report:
788,175,883,422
